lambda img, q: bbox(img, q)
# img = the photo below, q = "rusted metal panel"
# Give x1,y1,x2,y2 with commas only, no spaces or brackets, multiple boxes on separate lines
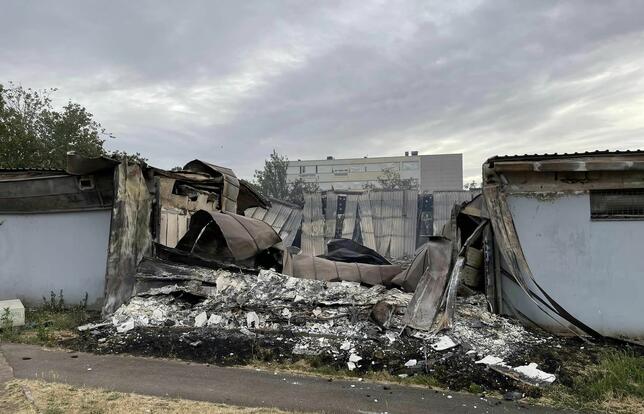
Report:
283,254,402,286
176,210,281,265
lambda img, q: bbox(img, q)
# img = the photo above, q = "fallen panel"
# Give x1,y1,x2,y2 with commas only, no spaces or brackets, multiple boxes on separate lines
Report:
175,210,282,267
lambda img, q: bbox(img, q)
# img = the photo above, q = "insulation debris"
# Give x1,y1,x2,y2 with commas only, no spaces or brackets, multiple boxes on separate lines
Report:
74,256,560,393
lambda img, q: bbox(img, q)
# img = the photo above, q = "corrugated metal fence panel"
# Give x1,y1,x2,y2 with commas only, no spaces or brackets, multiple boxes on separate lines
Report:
432,190,478,235
357,193,377,250
389,191,405,258
342,194,359,240
262,203,283,227
301,193,325,255
244,203,303,247
370,191,384,253
324,191,338,242
281,208,302,247
270,204,291,231
403,190,418,256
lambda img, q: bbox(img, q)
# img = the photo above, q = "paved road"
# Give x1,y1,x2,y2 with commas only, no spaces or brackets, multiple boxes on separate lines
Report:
1,344,565,414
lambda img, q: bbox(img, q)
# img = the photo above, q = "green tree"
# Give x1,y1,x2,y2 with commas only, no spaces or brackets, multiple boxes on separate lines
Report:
107,150,148,165
0,82,111,169
253,150,320,206
364,167,418,190
287,177,320,207
253,149,289,200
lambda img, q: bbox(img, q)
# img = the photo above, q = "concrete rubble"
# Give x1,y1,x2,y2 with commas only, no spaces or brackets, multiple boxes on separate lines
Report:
75,258,557,392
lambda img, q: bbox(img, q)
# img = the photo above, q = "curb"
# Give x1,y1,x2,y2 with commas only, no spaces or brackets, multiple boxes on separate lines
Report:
0,346,15,386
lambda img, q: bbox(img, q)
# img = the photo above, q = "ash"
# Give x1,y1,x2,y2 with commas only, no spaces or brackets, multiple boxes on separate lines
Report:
74,263,555,391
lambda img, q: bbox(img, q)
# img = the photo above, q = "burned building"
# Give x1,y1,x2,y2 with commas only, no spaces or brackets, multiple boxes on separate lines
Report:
0,154,270,313
474,150,644,343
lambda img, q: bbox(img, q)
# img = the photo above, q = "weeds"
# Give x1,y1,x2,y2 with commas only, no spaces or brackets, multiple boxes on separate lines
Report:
573,350,643,402
2,290,96,346
540,349,644,414
0,307,18,341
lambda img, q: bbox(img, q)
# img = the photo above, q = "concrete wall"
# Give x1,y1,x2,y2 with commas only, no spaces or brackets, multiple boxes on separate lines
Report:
0,210,112,307
419,154,463,193
505,193,644,339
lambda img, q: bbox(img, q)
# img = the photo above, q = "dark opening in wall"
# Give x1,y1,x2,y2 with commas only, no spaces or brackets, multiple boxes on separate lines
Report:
590,189,644,220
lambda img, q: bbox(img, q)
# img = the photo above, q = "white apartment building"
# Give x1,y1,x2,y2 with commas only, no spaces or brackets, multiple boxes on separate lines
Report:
287,152,463,193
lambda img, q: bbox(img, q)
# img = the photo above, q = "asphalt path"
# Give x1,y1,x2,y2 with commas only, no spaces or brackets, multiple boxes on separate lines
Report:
1,343,569,414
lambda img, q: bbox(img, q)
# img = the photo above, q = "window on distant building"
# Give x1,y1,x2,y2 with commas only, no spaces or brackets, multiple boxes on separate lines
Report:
590,189,644,220
401,161,419,170
317,165,332,173
350,165,365,173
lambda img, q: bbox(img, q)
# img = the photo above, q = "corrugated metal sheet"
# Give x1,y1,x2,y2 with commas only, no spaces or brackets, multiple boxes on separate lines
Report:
301,193,325,255
244,200,302,247
324,191,338,243
403,189,418,256
432,190,480,234
388,191,405,258
357,192,377,250
341,194,359,239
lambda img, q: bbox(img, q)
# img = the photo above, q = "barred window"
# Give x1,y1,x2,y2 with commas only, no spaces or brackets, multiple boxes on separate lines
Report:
590,189,644,220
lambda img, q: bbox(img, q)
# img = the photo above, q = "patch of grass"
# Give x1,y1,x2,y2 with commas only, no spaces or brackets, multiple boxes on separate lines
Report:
1,379,307,414
538,349,644,414
575,349,643,402
1,290,98,346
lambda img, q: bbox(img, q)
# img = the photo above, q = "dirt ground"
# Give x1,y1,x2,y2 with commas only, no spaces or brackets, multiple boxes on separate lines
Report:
0,379,304,414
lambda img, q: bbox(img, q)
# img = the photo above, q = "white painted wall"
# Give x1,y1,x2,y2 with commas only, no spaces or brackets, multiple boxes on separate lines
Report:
0,210,112,307
505,193,644,340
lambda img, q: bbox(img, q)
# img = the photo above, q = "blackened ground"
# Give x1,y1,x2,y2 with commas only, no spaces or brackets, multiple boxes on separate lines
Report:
64,326,570,395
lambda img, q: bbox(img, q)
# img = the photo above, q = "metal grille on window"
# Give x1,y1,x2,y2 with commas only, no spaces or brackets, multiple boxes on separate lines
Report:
590,189,644,220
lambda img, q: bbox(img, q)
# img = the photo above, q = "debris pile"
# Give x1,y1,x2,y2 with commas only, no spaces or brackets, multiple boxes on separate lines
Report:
74,258,558,392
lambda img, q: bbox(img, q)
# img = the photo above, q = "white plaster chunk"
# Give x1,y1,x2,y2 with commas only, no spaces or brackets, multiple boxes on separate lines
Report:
207,314,223,326
513,363,556,384
246,311,260,328
194,312,208,328
475,355,505,365
348,353,362,363
430,335,458,351
404,359,418,367
116,319,135,333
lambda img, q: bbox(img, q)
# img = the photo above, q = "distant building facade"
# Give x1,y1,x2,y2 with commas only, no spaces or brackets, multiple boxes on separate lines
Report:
287,152,463,193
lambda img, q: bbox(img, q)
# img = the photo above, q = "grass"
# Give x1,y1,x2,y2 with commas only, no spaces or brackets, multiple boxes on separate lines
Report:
0,291,97,346
0,379,305,414
536,349,644,414
2,292,643,413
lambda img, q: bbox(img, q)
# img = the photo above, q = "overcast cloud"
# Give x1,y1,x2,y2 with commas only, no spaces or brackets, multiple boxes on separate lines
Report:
2,0,644,182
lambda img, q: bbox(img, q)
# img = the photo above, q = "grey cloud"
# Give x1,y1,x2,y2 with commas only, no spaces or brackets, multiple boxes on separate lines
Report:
2,0,644,182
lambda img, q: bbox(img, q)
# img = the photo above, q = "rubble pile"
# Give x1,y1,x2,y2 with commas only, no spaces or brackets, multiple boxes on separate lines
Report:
73,259,559,392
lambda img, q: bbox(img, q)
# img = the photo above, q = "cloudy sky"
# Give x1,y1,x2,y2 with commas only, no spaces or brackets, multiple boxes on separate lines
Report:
2,1,644,183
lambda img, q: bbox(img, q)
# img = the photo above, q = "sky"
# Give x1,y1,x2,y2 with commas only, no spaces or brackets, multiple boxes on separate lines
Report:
2,0,644,183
